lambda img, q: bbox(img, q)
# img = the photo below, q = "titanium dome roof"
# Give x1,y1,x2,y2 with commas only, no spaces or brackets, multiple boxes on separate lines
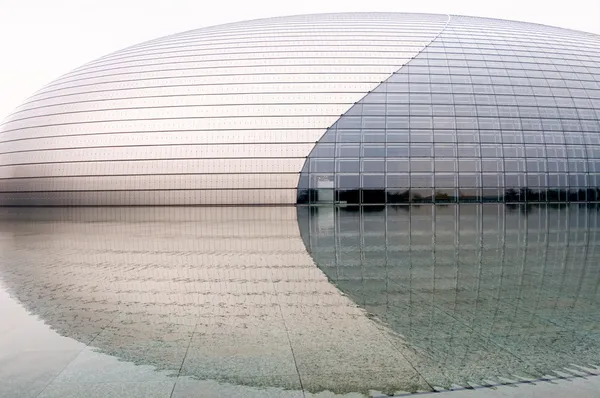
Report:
1,13,600,205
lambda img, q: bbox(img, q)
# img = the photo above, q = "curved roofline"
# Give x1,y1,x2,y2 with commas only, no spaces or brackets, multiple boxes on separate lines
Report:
168,11,600,41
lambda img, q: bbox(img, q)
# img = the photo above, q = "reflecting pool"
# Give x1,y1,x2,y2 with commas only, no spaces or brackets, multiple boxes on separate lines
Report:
299,203,600,388
0,205,599,396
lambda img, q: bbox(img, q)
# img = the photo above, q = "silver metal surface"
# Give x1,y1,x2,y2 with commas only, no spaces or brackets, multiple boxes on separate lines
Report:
0,13,447,205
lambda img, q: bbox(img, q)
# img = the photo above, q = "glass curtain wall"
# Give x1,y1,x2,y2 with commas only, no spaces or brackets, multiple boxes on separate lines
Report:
298,16,600,205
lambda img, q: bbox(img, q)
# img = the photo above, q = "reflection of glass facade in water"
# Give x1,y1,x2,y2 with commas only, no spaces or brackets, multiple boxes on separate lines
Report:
299,16,600,205
298,203,600,385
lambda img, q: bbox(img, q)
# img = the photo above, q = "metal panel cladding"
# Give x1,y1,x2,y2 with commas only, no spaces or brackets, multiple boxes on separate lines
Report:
0,13,448,206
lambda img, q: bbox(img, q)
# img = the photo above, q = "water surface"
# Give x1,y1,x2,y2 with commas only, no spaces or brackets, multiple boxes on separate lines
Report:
0,204,599,395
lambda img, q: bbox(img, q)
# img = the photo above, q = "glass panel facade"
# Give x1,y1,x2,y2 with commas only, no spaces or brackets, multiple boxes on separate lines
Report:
298,15,600,204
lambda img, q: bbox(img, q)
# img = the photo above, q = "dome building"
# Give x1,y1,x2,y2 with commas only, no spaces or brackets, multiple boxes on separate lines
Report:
1,13,600,206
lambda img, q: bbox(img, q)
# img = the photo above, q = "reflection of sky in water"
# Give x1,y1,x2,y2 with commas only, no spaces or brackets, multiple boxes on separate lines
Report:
0,205,599,395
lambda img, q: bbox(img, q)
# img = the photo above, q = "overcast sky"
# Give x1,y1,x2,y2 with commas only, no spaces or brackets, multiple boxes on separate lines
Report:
1,0,600,120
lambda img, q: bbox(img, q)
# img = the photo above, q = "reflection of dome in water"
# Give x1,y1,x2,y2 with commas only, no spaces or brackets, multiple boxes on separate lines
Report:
1,14,600,205
1,205,600,393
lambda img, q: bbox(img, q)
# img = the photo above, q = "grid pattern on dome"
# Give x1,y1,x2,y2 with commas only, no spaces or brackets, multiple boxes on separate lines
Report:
298,15,600,204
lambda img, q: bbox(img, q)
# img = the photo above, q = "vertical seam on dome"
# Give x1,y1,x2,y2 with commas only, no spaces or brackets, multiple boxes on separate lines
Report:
398,13,451,69
296,15,453,202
